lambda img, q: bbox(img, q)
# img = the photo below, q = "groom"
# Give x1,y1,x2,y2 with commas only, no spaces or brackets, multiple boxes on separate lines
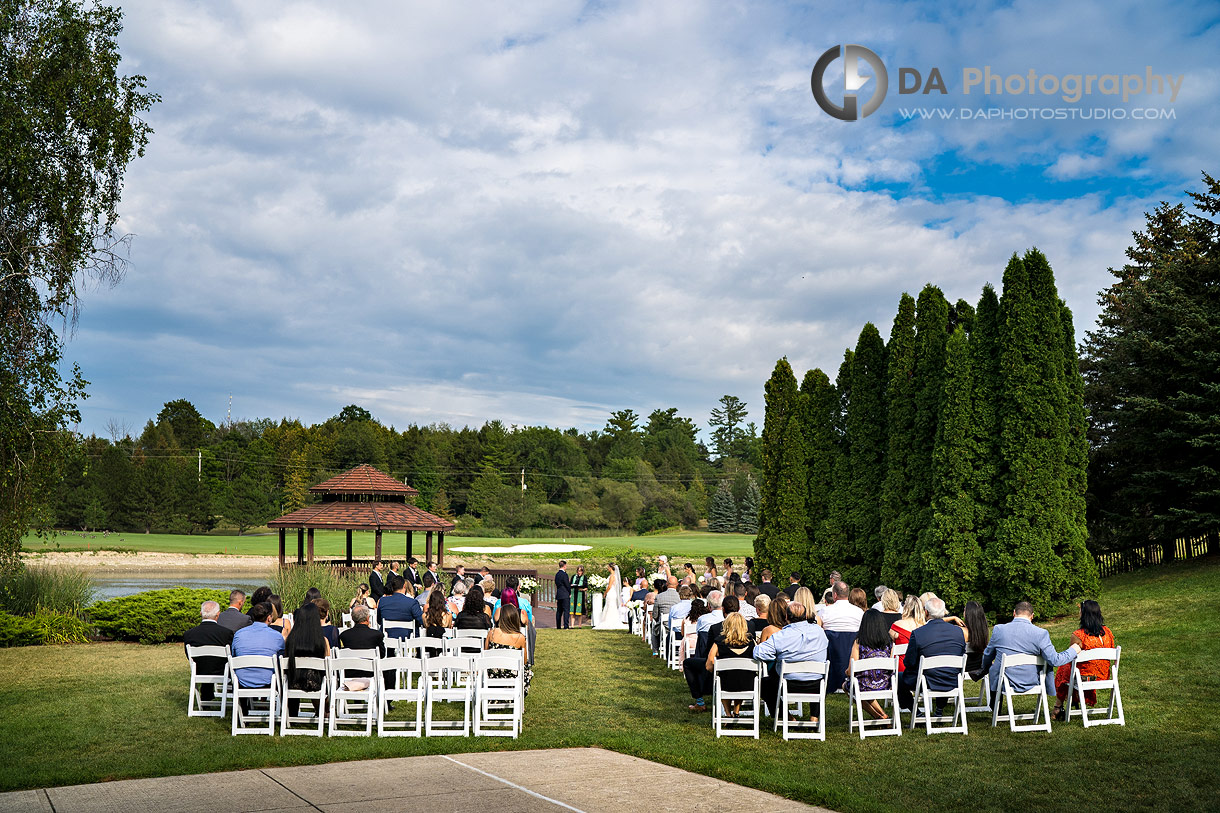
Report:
554,560,571,629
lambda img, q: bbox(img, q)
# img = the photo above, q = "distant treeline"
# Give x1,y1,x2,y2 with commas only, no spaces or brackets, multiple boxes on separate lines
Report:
50,399,764,537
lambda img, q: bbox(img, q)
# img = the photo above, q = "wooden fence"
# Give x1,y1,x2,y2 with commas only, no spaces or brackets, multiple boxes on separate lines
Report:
1093,533,1217,578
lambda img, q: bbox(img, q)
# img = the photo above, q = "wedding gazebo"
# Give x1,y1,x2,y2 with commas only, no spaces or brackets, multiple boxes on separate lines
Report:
267,463,455,567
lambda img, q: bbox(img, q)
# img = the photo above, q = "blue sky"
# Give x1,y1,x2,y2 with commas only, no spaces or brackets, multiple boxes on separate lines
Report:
74,0,1219,439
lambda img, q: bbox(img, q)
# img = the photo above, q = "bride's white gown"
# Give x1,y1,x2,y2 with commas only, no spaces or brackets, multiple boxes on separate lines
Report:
593,566,628,630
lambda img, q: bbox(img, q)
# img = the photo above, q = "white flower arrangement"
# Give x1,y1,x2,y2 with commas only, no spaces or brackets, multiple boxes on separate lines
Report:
628,600,645,610
587,574,609,589
649,572,665,583
517,576,538,593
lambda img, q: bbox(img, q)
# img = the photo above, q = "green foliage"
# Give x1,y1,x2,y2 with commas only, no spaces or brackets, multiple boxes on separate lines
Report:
270,564,359,615
0,0,157,569
754,358,801,572
1083,173,1220,555
845,322,887,585
30,608,92,644
88,588,231,644
880,293,917,589
708,395,750,460
0,611,40,647
737,475,759,534
707,479,737,533
0,564,95,617
970,285,1003,570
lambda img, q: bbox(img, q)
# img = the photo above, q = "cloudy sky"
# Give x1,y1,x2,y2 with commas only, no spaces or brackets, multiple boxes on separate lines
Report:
75,0,1219,439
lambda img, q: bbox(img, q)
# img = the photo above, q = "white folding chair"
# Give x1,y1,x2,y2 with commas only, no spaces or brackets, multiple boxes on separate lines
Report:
713,658,762,738
847,656,903,739
667,622,684,670
456,629,489,643
963,669,992,713
773,661,829,741
327,655,377,736
228,654,279,735
445,636,485,657
381,620,416,640
186,644,231,718
992,654,1052,732
425,655,473,736
277,655,328,736
473,652,525,738
377,655,426,736
1066,646,1124,727
340,612,353,630
909,654,968,735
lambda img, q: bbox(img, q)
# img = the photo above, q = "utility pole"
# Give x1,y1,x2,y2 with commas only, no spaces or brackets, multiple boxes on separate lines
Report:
197,450,202,482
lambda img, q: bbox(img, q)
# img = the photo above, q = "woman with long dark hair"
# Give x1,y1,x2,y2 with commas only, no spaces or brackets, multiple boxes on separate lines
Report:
456,585,493,629
846,609,894,720
424,589,452,638
284,602,330,716
1053,600,1115,720
962,601,991,674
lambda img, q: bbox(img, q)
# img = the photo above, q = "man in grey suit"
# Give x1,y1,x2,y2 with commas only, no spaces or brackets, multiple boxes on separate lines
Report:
216,590,251,632
651,576,680,655
976,601,1080,696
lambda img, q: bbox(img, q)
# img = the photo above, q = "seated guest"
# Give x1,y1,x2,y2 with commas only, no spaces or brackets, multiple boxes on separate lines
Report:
231,602,285,708
901,597,966,712
705,612,756,718
246,587,271,616
378,574,423,640
783,572,801,600
447,580,468,616
183,600,233,700
493,576,535,627
757,569,779,599
962,600,991,675
283,603,330,716
481,578,498,608
682,593,724,712
417,572,435,607
978,601,1080,699
754,602,828,721
631,582,650,602
846,609,894,720
1052,600,1113,721
849,587,870,612
667,585,695,640
338,605,385,656
890,594,926,673
349,584,376,612
456,585,494,629
424,590,452,638
792,587,817,619
485,604,532,696
878,588,903,629
315,598,339,650
734,583,756,620
217,590,251,632
759,595,787,644
300,587,322,609
821,581,865,633
652,578,680,655
267,594,291,636
751,594,771,637
682,598,708,658
871,585,888,612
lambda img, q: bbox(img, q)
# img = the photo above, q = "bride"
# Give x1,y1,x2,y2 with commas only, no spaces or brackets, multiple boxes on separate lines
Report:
593,564,627,630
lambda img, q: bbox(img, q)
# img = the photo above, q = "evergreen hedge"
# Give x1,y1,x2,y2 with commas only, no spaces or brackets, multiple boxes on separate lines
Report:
89,588,232,644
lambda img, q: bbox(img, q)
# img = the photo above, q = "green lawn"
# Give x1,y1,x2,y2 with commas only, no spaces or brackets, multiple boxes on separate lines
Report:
22,529,757,560
1,557,1216,811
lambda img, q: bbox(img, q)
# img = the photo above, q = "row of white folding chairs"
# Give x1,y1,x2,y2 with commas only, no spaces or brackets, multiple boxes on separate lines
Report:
187,646,524,738
704,648,1124,741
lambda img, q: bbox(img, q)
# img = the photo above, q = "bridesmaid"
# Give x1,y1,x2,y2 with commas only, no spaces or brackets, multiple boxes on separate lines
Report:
570,565,590,627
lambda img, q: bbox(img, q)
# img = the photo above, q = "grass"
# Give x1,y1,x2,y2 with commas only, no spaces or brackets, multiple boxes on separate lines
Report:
1,557,1217,811
21,529,758,560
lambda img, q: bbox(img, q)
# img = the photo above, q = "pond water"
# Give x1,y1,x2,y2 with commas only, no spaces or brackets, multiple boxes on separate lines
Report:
89,574,264,602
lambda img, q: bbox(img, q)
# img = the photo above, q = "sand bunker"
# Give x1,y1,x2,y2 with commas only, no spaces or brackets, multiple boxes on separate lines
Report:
447,543,593,554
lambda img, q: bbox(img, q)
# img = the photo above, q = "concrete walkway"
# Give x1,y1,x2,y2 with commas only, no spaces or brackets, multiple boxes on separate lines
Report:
0,748,828,813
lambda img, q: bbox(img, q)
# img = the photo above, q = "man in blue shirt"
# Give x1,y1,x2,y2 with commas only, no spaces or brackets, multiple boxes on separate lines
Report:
377,574,423,640
754,602,828,720
978,601,1080,696
231,602,285,711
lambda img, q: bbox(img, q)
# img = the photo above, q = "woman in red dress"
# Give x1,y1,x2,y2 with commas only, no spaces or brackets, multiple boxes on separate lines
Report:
1053,600,1115,721
889,595,926,673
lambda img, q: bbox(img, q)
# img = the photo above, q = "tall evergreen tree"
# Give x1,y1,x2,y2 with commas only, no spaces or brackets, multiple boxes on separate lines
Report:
1082,175,1220,558
800,368,839,562
986,253,1069,612
846,322,887,585
816,352,854,583
755,358,801,571
880,293,917,588
918,326,982,607
1057,299,1100,600
766,402,810,577
970,285,1003,576
708,479,737,533
737,475,760,534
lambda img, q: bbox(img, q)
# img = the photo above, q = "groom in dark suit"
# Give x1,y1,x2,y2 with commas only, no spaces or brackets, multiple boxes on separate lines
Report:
554,560,571,629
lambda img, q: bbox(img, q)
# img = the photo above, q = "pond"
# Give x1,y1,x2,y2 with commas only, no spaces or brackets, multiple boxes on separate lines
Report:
89,574,265,602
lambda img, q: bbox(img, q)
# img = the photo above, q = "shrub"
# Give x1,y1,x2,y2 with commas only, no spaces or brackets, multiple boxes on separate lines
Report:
0,612,41,647
0,565,95,617
89,588,231,644
31,609,93,644
270,565,359,616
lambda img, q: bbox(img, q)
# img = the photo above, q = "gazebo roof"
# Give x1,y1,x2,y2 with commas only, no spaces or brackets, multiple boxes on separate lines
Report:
268,501,455,532
309,463,419,497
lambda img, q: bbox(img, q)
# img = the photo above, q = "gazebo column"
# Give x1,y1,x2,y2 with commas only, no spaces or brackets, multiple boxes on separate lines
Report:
277,528,286,566
296,528,304,564
307,528,314,565
437,531,445,570
425,531,433,567
345,529,353,566
374,529,383,562
406,530,413,562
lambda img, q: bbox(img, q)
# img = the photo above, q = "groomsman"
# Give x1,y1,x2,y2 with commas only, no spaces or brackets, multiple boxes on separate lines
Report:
405,557,421,588
554,560,571,629
369,562,386,601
